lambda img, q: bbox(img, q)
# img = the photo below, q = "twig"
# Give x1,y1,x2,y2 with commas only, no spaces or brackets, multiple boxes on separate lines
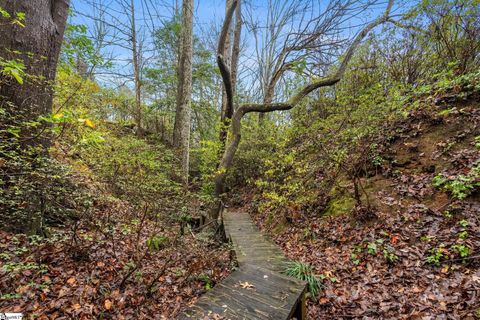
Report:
446,254,480,263
119,264,139,289
192,219,217,232
145,256,173,296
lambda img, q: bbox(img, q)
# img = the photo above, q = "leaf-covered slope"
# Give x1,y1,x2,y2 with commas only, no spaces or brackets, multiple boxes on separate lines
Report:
248,93,480,318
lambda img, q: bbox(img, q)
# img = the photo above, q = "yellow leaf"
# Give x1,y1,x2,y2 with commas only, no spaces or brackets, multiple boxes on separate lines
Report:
78,118,95,128
84,119,95,128
104,299,113,310
238,281,255,289
53,113,64,120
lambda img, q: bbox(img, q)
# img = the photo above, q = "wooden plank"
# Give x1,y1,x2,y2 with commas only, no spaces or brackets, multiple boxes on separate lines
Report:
178,211,307,320
180,266,304,319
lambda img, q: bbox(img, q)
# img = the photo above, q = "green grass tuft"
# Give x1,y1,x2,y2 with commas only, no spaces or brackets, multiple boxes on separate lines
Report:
284,261,321,297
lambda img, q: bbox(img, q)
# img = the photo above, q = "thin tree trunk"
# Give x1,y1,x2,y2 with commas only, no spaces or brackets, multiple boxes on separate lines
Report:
173,19,184,147
131,0,143,136
230,0,242,99
259,85,274,122
173,0,194,185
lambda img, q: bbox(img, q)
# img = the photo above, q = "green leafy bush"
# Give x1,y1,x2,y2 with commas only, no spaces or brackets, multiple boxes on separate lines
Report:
383,249,399,264
0,58,25,84
432,164,480,200
0,106,93,234
146,235,168,251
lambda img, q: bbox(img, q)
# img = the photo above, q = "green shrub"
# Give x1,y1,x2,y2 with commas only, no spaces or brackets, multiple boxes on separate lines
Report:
146,235,168,251
432,164,480,200
383,249,399,264
426,244,446,265
0,107,93,235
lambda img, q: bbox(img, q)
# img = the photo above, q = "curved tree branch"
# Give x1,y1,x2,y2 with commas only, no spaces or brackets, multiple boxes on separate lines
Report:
217,0,237,126
386,17,429,35
211,0,395,220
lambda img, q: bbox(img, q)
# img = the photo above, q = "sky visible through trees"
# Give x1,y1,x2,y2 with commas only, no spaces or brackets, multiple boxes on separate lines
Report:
70,0,411,93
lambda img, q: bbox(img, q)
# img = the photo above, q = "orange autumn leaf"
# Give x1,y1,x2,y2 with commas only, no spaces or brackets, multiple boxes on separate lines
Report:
390,235,399,245
67,277,76,286
104,299,113,310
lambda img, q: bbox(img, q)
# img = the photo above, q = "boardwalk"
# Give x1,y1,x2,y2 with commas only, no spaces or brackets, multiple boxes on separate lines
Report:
178,211,307,320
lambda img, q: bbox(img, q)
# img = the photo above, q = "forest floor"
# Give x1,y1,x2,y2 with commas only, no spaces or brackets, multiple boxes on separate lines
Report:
0,203,232,319
0,146,232,318
249,97,480,319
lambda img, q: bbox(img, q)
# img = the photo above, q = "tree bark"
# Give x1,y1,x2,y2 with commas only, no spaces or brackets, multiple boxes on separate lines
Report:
0,0,70,120
230,0,242,99
258,56,291,122
0,1,70,234
219,0,241,146
173,0,194,185
130,0,143,137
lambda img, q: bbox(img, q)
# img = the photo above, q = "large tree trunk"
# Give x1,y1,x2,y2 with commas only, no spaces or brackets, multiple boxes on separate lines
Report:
0,1,70,234
0,0,70,119
173,0,194,185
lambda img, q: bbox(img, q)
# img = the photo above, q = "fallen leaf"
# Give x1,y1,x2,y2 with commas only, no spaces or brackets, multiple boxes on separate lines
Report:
239,281,255,289
390,235,399,245
85,119,95,128
104,299,113,310
67,277,76,286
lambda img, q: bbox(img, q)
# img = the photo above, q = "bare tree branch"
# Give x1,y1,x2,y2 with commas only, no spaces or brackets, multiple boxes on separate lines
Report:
210,0,395,220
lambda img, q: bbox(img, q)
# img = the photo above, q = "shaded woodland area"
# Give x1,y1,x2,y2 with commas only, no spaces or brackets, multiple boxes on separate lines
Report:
0,0,479,318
